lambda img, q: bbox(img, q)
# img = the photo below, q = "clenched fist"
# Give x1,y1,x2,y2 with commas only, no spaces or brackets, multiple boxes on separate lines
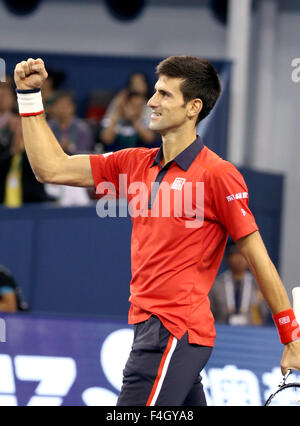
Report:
14,58,48,91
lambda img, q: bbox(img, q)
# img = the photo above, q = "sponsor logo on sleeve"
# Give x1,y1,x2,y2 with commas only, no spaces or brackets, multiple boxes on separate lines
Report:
226,192,248,202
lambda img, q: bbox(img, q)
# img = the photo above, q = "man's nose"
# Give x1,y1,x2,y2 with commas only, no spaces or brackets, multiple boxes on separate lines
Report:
147,93,158,108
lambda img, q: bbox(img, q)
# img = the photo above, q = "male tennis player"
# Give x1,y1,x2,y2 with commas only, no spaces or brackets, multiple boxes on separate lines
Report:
14,56,300,406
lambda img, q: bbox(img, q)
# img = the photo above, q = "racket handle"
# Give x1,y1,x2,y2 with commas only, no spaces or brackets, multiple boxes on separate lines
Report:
281,369,292,386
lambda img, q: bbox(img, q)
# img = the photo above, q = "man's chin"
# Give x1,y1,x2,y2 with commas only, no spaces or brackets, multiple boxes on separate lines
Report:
149,122,163,133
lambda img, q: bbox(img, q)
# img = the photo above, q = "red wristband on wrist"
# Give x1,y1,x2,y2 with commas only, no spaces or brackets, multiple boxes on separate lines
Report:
273,309,300,344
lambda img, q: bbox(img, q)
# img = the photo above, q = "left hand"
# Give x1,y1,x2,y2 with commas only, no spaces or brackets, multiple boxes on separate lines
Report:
281,339,300,375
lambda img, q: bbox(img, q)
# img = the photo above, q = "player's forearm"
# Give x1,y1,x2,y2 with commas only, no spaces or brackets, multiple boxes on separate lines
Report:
237,232,291,314
248,257,290,314
22,113,68,183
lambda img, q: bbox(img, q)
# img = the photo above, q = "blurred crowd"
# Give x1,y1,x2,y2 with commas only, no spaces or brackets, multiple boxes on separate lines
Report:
0,69,158,207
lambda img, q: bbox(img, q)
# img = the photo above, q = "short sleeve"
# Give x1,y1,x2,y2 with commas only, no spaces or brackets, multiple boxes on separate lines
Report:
89,149,132,199
211,164,259,241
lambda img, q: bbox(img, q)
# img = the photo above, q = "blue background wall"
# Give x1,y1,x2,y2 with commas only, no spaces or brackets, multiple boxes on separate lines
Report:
0,204,132,317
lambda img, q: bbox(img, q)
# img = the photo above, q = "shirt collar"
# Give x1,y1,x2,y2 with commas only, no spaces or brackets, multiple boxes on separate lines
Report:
150,135,204,171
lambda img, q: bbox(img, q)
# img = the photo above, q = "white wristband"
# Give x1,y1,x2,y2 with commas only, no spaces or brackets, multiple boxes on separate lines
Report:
17,89,44,117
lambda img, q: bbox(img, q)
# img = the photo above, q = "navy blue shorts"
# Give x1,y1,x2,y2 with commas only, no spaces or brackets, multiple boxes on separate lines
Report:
117,315,213,406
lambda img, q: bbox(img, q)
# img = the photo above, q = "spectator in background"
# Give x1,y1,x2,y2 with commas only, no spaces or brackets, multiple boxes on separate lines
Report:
209,241,269,326
0,80,18,157
0,81,54,206
0,81,23,207
41,68,66,120
105,72,152,122
0,265,18,312
0,116,56,206
46,91,94,206
48,91,94,154
0,265,28,312
100,91,156,151
1,74,16,102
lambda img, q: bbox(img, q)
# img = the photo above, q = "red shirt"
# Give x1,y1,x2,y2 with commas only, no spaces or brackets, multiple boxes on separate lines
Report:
90,136,258,346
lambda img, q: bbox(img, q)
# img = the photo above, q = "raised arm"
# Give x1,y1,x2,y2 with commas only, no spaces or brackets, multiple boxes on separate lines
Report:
236,230,300,374
14,58,94,187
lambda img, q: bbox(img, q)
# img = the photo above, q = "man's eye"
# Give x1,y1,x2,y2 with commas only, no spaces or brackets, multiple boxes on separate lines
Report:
153,90,169,97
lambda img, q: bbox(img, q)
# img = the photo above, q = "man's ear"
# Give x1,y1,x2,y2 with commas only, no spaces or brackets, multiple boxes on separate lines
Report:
187,98,203,120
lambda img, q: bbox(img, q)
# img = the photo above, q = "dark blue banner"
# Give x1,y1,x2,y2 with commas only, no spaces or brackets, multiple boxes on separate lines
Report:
0,313,297,406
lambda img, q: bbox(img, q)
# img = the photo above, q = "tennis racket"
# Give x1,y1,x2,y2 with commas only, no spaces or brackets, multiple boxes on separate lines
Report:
264,369,300,406
264,287,300,406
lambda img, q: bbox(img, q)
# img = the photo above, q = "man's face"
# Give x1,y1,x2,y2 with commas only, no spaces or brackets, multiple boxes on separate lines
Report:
147,75,190,134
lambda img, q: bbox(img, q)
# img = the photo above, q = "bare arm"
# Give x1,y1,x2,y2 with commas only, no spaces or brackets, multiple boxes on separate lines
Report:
236,231,290,314
14,58,94,187
236,230,300,374
22,114,94,187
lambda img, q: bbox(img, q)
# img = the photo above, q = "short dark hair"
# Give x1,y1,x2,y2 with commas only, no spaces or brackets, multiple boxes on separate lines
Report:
156,56,222,124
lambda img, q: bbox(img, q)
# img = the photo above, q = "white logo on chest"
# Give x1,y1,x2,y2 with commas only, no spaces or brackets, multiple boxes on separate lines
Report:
171,178,186,190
